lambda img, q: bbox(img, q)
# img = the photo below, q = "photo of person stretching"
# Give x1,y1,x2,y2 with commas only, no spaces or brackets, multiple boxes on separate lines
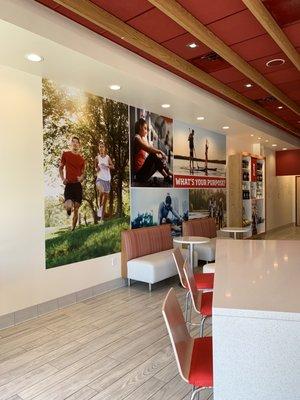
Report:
95,141,114,220
59,136,85,231
133,118,173,185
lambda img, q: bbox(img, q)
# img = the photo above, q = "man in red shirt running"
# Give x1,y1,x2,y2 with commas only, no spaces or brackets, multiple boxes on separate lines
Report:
59,136,85,231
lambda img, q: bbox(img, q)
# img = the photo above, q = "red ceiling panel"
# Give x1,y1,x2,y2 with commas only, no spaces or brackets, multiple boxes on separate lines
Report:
128,8,186,43
271,108,300,123
283,21,300,47
162,33,210,60
177,0,246,25
249,51,295,75
227,80,269,99
265,67,300,84
55,6,106,35
243,87,271,101
277,80,300,101
207,9,266,45
263,0,300,26
90,0,153,22
231,34,281,61
210,66,246,83
191,53,230,73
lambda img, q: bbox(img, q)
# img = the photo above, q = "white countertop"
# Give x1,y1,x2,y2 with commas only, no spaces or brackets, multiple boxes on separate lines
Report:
213,239,300,321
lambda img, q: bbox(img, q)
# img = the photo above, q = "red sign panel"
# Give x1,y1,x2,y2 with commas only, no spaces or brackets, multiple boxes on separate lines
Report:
174,174,226,188
251,157,257,182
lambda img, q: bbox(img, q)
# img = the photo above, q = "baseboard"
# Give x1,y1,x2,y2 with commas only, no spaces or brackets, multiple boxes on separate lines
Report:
0,277,126,331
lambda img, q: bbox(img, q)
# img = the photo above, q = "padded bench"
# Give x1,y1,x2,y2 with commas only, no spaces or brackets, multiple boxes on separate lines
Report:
121,224,196,291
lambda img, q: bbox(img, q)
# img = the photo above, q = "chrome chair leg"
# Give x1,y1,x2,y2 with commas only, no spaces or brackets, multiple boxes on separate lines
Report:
127,278,131,287
185,291,190,322
200,316,207,337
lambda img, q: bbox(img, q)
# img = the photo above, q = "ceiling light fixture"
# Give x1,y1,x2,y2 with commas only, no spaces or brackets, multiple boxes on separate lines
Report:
250,134,254,137
282,148,287,150
161,104,170,108
272,144,277,147
258,137,262,140
265,139,269,142
187,42,198,49
266,58,285,67
244,83,253,88
197,116,205,120
109,84,121,91
222,126,229,130
25,53,43,62
277,106,283,109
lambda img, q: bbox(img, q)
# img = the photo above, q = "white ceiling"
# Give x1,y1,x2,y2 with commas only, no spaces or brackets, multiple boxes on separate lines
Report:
0,0,299,152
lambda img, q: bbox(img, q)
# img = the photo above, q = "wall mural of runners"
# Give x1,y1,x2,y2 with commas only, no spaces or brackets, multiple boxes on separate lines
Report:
173,120,226,189
43,79,130,269
129,106,173,187
43,79,228,269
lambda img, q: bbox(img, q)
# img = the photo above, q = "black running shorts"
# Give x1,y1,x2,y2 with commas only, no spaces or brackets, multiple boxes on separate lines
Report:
64,182,83,204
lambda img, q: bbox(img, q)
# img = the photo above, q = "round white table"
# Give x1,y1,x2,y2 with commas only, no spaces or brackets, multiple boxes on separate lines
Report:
173,236,210,270
220,227,251,240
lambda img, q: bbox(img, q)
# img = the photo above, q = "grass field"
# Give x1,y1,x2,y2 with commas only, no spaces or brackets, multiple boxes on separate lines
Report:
45,216,130,269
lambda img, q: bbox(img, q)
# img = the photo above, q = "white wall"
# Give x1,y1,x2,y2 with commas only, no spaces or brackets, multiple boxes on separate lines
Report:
265,148,295,230
0,65,120,316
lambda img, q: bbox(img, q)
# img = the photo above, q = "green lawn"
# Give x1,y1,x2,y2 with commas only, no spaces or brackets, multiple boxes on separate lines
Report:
45,216,129,269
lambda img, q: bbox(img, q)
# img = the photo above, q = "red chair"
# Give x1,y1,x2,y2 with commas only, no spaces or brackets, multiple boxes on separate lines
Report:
172,247,214,323
162,288,213,400
183,261,213,337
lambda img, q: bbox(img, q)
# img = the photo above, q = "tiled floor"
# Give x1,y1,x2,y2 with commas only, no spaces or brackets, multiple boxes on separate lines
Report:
0,281,211,400
0,224,299,400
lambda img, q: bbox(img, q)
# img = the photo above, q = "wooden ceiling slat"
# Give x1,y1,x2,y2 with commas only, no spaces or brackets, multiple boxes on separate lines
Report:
242,0,300,72
51,0,299,136
147,0,300,116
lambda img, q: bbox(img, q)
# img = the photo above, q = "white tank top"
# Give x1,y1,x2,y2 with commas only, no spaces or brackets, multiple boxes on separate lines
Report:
97,155,111,182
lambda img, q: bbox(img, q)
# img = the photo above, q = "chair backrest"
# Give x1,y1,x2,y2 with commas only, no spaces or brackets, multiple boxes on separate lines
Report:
182,217,217,238
162,288,193,383
183,261,202,314
172,247,187,289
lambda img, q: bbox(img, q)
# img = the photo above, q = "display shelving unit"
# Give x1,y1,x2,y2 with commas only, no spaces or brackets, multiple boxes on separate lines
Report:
228,152,266,237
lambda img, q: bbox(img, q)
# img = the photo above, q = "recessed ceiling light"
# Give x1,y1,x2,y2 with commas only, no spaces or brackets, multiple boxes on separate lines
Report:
25,53,43,62
250,134,254,137
244,83,253,88
282,147,287,150
266,58,285,67
277,106,283,109
187,42,198,49
161,104,170,108
258,137,262,140
197,116,205,120
272,144,277,147
109,84,121,91
222,126,229,130
265,139,269,142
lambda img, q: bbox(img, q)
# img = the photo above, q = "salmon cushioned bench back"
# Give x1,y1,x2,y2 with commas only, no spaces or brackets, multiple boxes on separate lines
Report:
182,218,216,239
121,224,173,278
